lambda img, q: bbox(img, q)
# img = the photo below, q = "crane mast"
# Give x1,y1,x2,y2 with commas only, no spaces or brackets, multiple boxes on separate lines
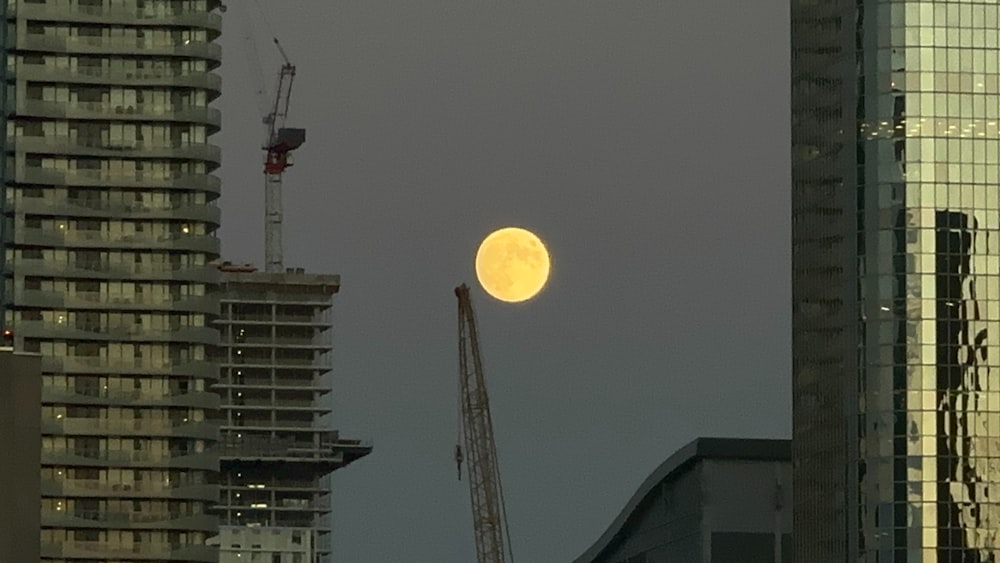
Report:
262,38,305,273
455,284,514,563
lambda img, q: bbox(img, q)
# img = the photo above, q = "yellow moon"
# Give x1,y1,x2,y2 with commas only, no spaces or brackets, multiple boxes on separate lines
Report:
475,227,551,303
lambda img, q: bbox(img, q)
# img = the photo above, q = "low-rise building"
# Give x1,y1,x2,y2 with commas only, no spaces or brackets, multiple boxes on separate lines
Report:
572,437,792,563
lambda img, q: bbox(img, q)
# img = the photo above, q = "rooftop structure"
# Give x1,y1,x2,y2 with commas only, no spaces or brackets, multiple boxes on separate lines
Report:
211,263,372,563
572,437,792,563
1,1,225,560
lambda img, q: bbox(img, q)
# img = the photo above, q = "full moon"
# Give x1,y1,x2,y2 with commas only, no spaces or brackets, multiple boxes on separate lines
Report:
475,227,551,303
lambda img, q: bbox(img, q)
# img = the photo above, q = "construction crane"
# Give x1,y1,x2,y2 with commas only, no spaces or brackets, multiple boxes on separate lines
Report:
454,284,514,563
261,38,304,273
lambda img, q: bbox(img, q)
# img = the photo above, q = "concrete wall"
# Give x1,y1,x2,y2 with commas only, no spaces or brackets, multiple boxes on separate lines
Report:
0,350,41,563
702,459,793,563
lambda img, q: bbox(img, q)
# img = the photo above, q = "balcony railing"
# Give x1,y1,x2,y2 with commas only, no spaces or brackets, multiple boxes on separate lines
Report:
42,477,218,501
8,258,221,283
13,226,220,253
7,136,222,163
10,3,224,33
18,289,219,314
10,166,221,192
11,197,222,225
40,541,217,562
40,356,217,379
10,98,221,128
41,417,218,439
12,62,222,93
12,34,222,63
42,386,219,407
15,319,219,344
41,447,217,466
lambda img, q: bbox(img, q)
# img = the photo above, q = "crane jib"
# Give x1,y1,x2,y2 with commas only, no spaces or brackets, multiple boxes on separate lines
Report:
455,284,515,563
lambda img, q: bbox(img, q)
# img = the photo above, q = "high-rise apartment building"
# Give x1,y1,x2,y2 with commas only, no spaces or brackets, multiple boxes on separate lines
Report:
792,1,1000,560
1,0,224,560
211,264,372,563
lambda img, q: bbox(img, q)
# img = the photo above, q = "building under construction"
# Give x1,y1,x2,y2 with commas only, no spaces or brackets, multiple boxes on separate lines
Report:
210,263,371,563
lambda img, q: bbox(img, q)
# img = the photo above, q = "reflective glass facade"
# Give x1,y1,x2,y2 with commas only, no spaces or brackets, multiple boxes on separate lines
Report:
1,0,224,561
793,1,1000,561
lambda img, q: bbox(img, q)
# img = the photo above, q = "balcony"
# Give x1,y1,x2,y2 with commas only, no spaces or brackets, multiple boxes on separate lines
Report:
6,258,222,283
9,98,222,131
224,337,333,350
18,289,219,315
15,319,220,345
11,63,221,96
40,541,217,562
7,136,222,165
10,3,224,36
40,356,217,380
41,417,218,440
41,478,219,501
41,448,218,470
12,197,222,225
220,291,336,306
12,34,222,65
218,438,357,463
42,508,217,531
221,357,332,370
42,386,221,409
7,98,222,134
9,166,221,193
11,226,220,254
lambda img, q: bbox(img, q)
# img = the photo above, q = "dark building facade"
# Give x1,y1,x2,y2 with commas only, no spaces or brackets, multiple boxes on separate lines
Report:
571,438,791,563
792,1,1000,560
0,347,41,563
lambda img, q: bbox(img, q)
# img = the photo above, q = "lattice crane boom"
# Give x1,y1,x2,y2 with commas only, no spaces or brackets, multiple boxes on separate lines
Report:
262,38,304,273
455,284,514,563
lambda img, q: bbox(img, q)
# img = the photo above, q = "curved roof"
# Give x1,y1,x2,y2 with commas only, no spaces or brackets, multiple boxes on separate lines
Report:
571,437,790,563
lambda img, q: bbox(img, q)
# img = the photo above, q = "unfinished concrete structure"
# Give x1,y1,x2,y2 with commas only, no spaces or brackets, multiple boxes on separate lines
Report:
211,263,372,563
0,347,42,563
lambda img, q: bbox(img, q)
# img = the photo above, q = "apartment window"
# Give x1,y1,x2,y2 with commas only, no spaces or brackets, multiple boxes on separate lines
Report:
22,122,43,137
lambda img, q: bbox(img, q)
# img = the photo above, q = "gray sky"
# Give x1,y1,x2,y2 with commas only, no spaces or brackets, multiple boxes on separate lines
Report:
216,1,790,561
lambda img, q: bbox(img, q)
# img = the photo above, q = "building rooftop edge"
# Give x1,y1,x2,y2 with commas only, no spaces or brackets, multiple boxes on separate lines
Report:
214,261,340,281
570,437,791,563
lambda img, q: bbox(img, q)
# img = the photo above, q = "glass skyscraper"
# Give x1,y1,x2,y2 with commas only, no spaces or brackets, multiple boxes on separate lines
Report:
1,0,224,560
793,1,1000,560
